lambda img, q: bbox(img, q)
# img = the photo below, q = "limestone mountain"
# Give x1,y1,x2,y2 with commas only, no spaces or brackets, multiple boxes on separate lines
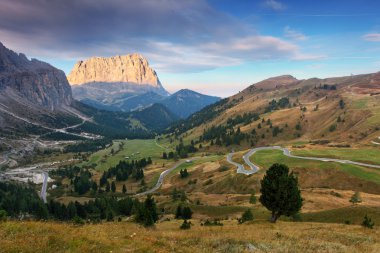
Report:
0,42,72,109
0,43,177,146
68,54,169,109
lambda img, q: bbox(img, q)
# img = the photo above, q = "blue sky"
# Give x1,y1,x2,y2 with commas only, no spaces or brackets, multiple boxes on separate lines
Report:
1,0,380,97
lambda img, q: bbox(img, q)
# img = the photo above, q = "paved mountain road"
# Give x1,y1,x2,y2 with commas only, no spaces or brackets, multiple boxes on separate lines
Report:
136,158,198,196
40,172,48,203
227,146,380,175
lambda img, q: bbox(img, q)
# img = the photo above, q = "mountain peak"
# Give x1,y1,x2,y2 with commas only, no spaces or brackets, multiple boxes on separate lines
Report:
251,75,298,90
67,53,163,90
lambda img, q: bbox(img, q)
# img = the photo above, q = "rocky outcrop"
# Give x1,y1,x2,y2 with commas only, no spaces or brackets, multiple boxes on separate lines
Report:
0,42,72,109
68,54,165,90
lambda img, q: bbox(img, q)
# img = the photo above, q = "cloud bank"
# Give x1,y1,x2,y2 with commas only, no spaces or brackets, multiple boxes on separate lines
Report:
0,0,316,73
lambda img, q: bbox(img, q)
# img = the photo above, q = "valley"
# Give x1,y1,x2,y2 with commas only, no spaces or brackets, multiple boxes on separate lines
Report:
1,17,380,251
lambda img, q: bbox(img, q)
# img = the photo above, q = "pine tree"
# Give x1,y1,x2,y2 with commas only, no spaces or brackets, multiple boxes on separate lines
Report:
175,205,182,219
259,163,302,223
111,181,116,193
106,181,110,192
91,181,98,191
182,207,193,219
122,184,127,194
67,202,77,220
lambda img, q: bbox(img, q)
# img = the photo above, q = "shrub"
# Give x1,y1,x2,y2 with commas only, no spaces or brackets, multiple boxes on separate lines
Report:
73,216,85,225
349,191,362,204
218,166,229,172
0,210,7,222
238,209,254,224
362,215,374,229
329,124,337,132
180,220,192,230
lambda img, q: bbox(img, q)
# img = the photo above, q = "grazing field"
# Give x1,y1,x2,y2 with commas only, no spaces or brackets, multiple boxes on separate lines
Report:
250,149,380,185
82,139,169,171
292,148,380,165
1,220,379,253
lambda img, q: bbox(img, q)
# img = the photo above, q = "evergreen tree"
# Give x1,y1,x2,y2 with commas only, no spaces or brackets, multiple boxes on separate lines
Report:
144,195,158,223
111,181,116,193
91,181,98,191
122,184,127,194
175,205,182,219
259,163,302,223
67,202,77,220
106,210,114,221
106,181,110,192
182,207,193,219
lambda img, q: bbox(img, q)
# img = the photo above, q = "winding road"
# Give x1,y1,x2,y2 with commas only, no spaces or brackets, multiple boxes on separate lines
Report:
227,146,380,175
136,158,197,196
40,172,48,203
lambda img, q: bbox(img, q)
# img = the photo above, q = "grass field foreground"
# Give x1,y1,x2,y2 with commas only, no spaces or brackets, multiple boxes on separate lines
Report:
0,220,379,253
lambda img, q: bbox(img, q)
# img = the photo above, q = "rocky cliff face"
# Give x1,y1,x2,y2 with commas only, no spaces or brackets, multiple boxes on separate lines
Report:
0,42,72,109
68,54,165,89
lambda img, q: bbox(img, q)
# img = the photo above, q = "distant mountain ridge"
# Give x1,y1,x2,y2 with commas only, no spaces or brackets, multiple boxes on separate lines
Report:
160,89,221,118
0,42,72,109
0,42,178,144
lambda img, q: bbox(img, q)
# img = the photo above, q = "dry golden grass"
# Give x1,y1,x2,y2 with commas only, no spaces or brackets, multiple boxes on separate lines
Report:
1,220,379,253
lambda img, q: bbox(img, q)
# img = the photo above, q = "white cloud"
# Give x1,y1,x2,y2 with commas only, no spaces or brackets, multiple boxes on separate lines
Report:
264,0,286,11
362,33,380,42
284,26,308,41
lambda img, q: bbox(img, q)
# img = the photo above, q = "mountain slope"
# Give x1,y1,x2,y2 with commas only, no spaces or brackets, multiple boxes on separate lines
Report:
0,41,72,109
130,103,179,131
160,89,220,118
172,73,380,147
0,42,178,146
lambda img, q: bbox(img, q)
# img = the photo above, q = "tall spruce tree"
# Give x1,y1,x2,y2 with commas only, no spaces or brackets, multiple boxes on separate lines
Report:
259,163,302,223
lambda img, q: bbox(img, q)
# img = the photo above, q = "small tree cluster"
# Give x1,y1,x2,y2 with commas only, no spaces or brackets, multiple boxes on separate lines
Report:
179,169,189,178
175,205,193,219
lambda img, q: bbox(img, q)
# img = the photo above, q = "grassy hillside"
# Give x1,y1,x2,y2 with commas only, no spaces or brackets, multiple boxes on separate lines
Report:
172,72,380,149
1,220,379,253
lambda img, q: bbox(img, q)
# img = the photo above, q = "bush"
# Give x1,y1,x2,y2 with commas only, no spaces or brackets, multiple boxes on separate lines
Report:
202,219,223,226
349,191,362,204
72,216,85,225
362,215,374,229
0,210,7,222
249,193,257,204
180,220,192,230
329,124,337,132
238,209,254,224
218,166,229,172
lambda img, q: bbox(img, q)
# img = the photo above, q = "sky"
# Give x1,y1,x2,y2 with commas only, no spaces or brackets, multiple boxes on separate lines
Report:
1,0,380,97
